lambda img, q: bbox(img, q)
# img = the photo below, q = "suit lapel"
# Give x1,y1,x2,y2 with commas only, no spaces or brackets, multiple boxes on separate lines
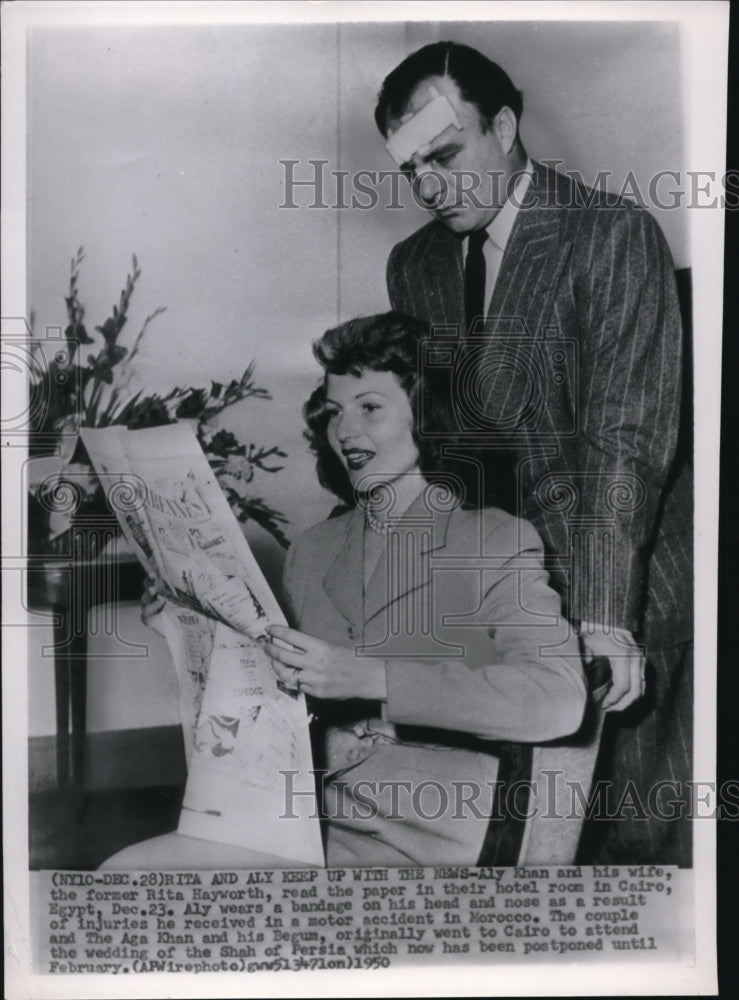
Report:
487,162,572,337
471,164,574,433
321,508,365,631
417,225,465,330
363,493,454,625
409,165,572,336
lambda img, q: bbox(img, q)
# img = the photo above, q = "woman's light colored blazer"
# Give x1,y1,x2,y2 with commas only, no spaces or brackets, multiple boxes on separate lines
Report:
282,490,587,866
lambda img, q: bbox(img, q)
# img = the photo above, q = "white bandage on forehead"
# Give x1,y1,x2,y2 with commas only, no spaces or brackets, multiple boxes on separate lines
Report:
385,88,461,166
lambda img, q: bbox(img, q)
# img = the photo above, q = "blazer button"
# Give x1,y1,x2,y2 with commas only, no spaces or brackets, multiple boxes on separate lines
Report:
347,626,358,640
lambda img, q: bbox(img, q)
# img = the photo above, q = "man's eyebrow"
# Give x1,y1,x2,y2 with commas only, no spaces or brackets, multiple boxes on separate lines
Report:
400,141,463,173
424,141,463,160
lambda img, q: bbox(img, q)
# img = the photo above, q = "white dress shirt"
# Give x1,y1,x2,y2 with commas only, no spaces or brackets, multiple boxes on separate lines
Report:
464,159,534,315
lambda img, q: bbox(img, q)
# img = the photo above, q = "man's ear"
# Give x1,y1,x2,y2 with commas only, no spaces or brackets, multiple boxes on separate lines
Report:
493,106,518,156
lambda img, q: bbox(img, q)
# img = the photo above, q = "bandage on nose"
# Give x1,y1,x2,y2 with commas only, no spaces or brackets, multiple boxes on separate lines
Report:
386,89,461,166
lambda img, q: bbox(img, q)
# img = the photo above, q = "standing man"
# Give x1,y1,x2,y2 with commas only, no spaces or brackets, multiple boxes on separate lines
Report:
376,41,693,866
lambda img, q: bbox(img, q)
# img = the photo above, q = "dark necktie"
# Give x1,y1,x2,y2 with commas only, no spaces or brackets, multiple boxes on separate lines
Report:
464,229,488,335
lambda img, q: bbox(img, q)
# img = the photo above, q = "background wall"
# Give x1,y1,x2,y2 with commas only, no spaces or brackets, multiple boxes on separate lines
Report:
27,18,687,736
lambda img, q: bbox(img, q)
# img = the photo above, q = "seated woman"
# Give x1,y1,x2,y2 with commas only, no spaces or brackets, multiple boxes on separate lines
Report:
264,312,587,866
103,312,588,870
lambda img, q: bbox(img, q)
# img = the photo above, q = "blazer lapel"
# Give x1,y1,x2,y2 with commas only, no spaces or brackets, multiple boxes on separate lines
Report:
472,163,574,433
363,493,454,626
412,166,571,336
418,224,466,330
486,161,572,337
322,508,365,632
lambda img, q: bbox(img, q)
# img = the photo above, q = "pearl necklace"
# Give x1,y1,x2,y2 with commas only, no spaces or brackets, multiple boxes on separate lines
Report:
364,507,390,536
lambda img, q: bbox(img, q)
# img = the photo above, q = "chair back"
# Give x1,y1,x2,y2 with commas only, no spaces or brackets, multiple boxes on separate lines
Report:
517,658,610,864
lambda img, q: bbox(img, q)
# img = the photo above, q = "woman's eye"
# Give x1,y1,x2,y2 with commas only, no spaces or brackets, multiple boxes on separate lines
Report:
362,403,380,413
325,408,340,421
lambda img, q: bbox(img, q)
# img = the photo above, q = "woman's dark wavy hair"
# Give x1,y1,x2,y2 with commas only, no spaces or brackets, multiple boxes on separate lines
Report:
304,312,456,508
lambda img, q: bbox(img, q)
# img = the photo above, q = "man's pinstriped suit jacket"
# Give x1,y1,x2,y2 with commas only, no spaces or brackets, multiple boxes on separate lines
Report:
387,162,693,864
387,161,692,652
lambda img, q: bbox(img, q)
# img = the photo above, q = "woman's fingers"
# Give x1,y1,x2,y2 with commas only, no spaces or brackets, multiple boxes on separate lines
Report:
266,624,317,652
142,590,165,613
270,658,301,687
263,638,306,669
140,583,166,627
264,631,322,692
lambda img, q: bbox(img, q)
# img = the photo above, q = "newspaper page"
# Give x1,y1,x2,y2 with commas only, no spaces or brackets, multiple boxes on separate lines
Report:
2,2,727,999
81,424,324,867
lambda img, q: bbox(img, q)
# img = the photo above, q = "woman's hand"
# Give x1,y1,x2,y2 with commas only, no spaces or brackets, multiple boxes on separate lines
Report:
264,624,387,702
140,575,168,637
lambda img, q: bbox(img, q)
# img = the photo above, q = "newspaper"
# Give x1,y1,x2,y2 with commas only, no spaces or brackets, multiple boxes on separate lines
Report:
81,424,324,868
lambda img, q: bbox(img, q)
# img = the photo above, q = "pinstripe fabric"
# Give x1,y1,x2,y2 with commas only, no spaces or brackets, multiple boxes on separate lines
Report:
387,162,693,865
576,643,693,866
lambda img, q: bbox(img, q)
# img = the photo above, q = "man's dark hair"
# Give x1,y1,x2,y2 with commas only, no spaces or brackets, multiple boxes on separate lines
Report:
304,312,452,507
374,41,523,137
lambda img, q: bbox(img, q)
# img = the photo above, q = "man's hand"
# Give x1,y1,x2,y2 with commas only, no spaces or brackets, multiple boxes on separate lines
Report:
265,624,388,702
580,622,645,711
